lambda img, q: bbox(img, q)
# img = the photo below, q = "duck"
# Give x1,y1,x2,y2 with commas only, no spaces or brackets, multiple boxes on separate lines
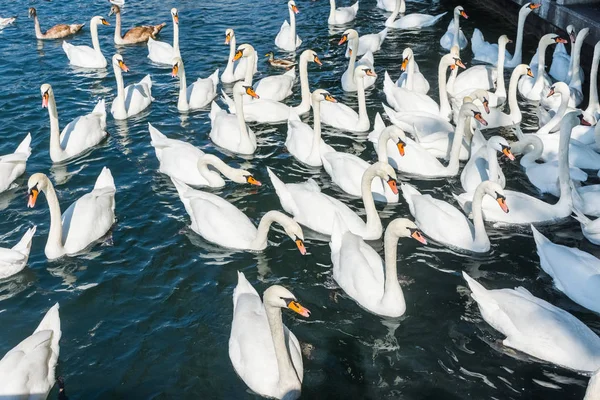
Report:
549,25,576,83
460,137,514,193
148,123,261,188
268,162,398,240
344,28,388,58
40,83,107,163
0,303,61,398
323,124,406,203
395,48,430,95
0,226,36,279
171,57,218,111
471,2,540,67
221,29,257,84
285,90,337,167
385,0,447,30
532,225,600,314
62,16,110,68
440,6,468,50
147,8,180,65
275,0,301,51
229,272,309,400
573,208,600,246
403,181,507,253
266,52,296,69
0,133,31,193
27,168,116,260
339,30,376,92
110,54,153,120
328,0,358,25
209,82,258,155
28,7,84,40
292,49,323,116
517,34,565,101
319,65,375,132
109,4,165,44
330,217,427,317
172,179,306,253
462,271,600,372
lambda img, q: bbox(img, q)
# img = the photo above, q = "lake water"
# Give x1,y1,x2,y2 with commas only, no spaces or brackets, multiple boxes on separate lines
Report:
0,0,598,398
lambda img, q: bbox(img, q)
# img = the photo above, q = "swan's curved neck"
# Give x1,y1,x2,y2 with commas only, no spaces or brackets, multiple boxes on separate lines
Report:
507,69,522,121
173,17,180,53
329,0,337,21
386,0,402,25
381,225,403,304
114,11,123,43
495,40,508,99
47,92,66,161
113,63,127,115
356,76,368,126
33,15,43,38
470,184,491,249
251,211,289,250
406,55,415,90
533,40,550,89
243,50,256,86
556,117,573,209
233,90,252,148
515,136,543,167
177,62,188,111
296,53,311,112
361,168,383,236
42,178,65,257
510,8,529,65
91,21,102,53
288,7,296,48
225,35,236,75
310,100,323,160
585,43,600,116
438,61,451,118
538,89,569,135
376,130,391,163
446,114,467,174
569,34,585,88
347,38,359,83
486,144,500,184
452,13,460,48
265,303,301,395
196,155,239,187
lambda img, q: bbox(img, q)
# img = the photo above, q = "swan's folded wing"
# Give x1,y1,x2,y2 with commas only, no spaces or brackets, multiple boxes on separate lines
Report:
0,248,27,265
413,196,475,245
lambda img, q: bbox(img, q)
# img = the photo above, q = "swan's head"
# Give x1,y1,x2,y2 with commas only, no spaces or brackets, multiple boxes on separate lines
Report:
171,8,179,24
546,82,570,99
354,65,377,80
311,89,336,104
232,168,262,186
467,89,491,114
338,29,358,46
567,25,576,43
108,5,121,17
499,35,512,46
171,57,183,78
566,110,592,127
381,126,407,156
460,102,488,127
281,219,306,255
40,84,53,108
263,286,310,317
288,0,300,14
92,16,110,26
370,162,398,194
388,218,427,244
455,6,468,19
233,82,259,99
233,44,255,62
524,2,541,12
400,48,414,71
445,52,466,71
542,34,567,46
488,136,515,161
112,54,129,72
481,182,509,213
27,173,49,208
303,49,322,66
514,64,534,79
224,28,234,45
28,8,36,18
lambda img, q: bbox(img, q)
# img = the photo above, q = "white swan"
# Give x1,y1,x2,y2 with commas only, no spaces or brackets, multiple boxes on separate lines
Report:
0,226,36,279
549,25,575,83
330,217,427,317
320,65,375,132
268,162,398,240
275,0,301,51
172,179,306,253
377,0,401,12
292,49,323,116
41,84,107,163
0,133,31,193
584,40,600,124
209,82,257,155
385,0,446,30
471,2,540,67
460,136,514,193
395,48,430,95
339,30,376,92
328,0,358,25
322,125,406,203
229,272,309,400
147,8,180,66
440,6,468,50
62,16,109,68
517,34,564,101
0,303,60,398
110,54,153,120
585,368,600,400
172,57,218,111
403,181,507,253
344,28,387,58
148,123,261,188
532,225,600,314
480,64,532,130
27,168,116,259
573,208,600,246
285,90,336,167
455,112,579,226
221,29,257,84
463,271,600,372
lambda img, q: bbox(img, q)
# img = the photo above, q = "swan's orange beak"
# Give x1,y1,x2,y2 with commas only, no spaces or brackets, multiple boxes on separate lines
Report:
287,299,310,317
365,69,377,77
526,68,534,78
246,175,262,186
502,146,515,161
387,178,399,194
101,18,110,26
325,94,337,103
555,37,568,44
291,4,299,14
225,33,231,45
397,139,406,156
580,116,592,126
27,188,39,208
547,87,555,97
410,229,427,245
42,92,49,108
245,86,259,99
118,60,129,72
295,239,307,255
233,50,243,62
529,3,541,9
401,57,409,71
171,64,178,78
474,112,488,126
455,59,466,69
482,98,490,114
338,34,348,45
496,195,509,213
313,55,323,66
173,14,179,25
460,10,469,19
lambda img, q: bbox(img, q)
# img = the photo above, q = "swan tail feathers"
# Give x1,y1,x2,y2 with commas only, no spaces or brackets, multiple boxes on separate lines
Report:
284,67,296,78
12,226,36,254
209,69,220,86
400,183,420,215
233,271,259,309
34,302,61,376
94,167,116,192
148,123,168,147
61,41,73,58
15,133,32,157
288,108,300,122
572,205,592,225
267,167,300,216
92,98,106,116
351,1,359,12
471,29,485,52
362,51,374,66
530,224,550,249
221,90,235,111
368,112,385,144
140,74,153,89
384,70,394,87
330,213,348,255
462,271,489,303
